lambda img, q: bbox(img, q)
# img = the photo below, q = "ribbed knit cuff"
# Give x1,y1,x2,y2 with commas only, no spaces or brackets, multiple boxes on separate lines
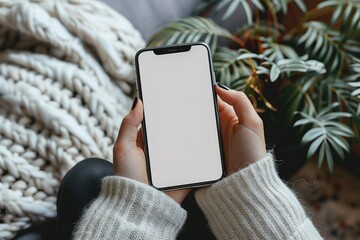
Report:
195,154,323,240
73,176,187,240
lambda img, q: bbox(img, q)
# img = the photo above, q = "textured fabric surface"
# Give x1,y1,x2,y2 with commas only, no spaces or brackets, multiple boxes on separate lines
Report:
73,176,187,240
195,155,323,240
0,0,144,239
73,155,322,240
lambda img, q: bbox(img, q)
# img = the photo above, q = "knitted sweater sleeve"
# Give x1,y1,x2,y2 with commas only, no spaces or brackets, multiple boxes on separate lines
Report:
195,154,323,240
72,176,187,240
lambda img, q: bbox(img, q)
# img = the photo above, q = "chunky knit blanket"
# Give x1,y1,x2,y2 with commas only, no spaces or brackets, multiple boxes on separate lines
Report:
0,0,144,238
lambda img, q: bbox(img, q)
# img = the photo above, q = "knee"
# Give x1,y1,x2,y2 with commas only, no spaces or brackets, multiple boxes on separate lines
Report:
56,158,113,229
59,158,113,196
68,158,113,179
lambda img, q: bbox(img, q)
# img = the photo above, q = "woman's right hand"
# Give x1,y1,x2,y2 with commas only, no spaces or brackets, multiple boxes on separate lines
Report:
216,83,267,175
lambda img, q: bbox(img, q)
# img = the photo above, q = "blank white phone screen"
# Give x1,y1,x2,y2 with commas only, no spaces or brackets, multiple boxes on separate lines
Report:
137,45,223,189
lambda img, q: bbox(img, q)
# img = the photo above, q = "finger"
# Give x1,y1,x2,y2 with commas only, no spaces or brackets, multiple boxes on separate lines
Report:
136,128,144,149
216,85,259,124
217,96,235,138
217,95,236,117
217,95,227,114
115,98,144,146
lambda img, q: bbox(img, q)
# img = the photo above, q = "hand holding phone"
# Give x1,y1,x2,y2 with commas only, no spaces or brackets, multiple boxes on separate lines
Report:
215,85,267,173
113,98,191,203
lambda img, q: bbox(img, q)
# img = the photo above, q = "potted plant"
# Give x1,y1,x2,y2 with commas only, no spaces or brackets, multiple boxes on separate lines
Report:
146,0,360,174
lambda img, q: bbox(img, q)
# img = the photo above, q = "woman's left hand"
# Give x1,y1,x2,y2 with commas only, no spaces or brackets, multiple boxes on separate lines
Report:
113,98,191,204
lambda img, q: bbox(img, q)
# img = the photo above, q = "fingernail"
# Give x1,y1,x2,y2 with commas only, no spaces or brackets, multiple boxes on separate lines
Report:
217,82,230,90
131,97,138,110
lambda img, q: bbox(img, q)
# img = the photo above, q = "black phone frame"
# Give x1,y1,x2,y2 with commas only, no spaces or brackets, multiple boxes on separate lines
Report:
134,42,226,191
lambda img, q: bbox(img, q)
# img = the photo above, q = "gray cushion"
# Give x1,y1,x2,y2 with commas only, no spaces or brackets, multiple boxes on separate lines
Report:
101,0,202,40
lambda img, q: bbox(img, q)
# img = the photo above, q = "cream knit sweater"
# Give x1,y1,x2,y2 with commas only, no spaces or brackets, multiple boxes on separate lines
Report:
73,155,323,239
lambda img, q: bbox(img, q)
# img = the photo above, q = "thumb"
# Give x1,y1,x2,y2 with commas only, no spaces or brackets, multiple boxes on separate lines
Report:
215,84,259,125
116,97,143,145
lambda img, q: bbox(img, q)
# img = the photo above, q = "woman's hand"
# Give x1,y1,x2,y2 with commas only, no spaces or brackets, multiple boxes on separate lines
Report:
113,98,190,204
216,83,267,175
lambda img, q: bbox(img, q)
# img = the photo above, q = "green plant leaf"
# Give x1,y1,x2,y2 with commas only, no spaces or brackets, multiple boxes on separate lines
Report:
252,0,265,11
301,75,318,93
277,59,326,74
325,141,334,172
327,137,345,159
317,0,338,9
307,135,325,159
294,118,313,127
261,38,299,62
147,17,232,52
213,0,264,22
237,52,265,61
295,0,307,12
302,128,325,143
267,0,306,14
331,4,343,25
323,122,354,136
279,83,305,125
270,64,281,82
329,128,354,138
213,47,252,87
317,143,325,168
295,103,354,171
327,76,360,140
298,21,345,74
320,112,353,121
318,0,360,37
328,134,349,152
209,0,305,23
222,0,241,20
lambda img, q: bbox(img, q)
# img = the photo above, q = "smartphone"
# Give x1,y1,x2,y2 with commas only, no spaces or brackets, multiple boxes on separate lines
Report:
135,42,225,190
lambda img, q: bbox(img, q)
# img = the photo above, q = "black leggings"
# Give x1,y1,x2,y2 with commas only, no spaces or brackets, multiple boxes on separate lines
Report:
56,158,215,240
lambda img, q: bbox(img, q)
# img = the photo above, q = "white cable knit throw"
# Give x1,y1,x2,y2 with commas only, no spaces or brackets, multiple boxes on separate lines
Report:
0,0,145,238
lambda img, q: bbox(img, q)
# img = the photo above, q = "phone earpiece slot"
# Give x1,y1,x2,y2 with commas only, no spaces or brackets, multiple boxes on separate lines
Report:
153,45,191,55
